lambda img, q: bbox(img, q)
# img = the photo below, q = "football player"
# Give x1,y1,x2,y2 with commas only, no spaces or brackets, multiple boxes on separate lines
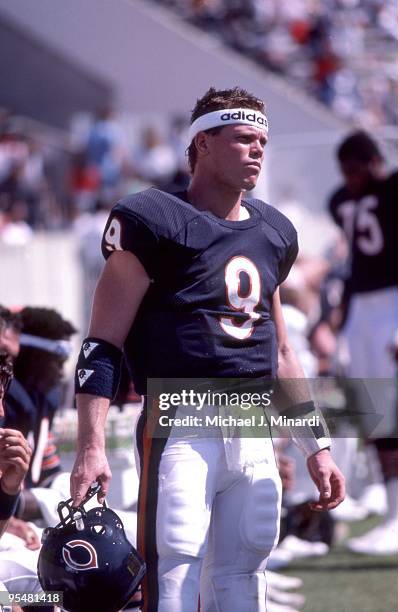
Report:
0,350,44,609
329,131,398,555
71,87,345,611
0,351,31,540
5,306,76,489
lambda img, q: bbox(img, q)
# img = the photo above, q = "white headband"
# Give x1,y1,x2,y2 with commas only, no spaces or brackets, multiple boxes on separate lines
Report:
20,333,73,358
188,108,269,143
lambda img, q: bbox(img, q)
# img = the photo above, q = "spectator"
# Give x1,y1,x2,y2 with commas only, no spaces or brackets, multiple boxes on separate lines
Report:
133,126,177,185
85,107,129,191
0,198,34,247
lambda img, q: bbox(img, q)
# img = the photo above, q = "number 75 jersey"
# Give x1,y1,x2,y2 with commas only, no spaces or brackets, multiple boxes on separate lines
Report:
329,171,398,295
102,189,298,393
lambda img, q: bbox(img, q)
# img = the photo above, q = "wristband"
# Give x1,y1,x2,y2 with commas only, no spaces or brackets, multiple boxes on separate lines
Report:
75,337,123,400
0,480,20,520
281,401,331,458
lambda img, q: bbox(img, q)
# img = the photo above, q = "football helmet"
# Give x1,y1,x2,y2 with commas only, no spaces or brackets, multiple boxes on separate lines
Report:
37,482,145,612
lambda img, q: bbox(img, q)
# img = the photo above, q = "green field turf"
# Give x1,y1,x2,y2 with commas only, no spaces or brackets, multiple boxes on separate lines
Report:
282,518,398,612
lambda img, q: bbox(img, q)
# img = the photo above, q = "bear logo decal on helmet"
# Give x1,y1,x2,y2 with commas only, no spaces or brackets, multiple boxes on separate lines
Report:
62,539,99,571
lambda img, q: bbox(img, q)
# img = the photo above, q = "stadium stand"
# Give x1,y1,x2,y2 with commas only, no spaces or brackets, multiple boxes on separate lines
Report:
152,0,398,127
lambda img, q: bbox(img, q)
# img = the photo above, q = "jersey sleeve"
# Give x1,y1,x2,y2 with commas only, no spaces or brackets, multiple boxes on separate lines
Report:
101,207,160,279
278,232,299,285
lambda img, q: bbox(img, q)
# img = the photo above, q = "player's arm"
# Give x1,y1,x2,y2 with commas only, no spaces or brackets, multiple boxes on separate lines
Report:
0,428,31,538
272,287,308,388
271,287,345,511
71,251,150,505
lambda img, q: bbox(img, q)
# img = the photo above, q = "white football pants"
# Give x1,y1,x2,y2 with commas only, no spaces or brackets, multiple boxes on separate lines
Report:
138,426,282,612
343,287,398,437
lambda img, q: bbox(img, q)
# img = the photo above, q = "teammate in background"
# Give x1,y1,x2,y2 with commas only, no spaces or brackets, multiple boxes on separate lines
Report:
71,86,345,611
0,351,31,540
0,394,27,612
1,317,29,541
10,307,76,489
0,305,76,528
328,131,398,555
0,310,39,550
0,342,51,612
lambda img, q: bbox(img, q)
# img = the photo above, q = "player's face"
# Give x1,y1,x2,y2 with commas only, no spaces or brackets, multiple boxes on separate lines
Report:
208,125,267,191
35,353,66,393
340,159,373,198
44,355,66,390
0,325,20,358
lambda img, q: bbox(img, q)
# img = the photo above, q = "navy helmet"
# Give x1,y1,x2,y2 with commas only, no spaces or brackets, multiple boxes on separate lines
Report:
38,483,145,612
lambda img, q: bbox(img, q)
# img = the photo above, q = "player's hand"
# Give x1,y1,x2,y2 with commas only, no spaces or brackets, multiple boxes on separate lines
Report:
276,451,295,491
306,448,345,511
6,517,41,550
70,445,112,506
0,428,31,495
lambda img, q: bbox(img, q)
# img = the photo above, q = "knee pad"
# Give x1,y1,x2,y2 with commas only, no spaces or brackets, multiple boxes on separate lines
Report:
156,492,209,558
156,455,212,558
239,475,281,556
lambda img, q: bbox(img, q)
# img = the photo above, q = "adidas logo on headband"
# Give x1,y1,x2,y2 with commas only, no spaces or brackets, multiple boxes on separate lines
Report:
188,108,269,143
219,110,268,126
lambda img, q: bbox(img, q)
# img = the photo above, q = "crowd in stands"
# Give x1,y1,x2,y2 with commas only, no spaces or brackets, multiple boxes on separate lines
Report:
1,1,398,241
0,107,190,239
2,2,397,238
154,0,398,127
69,109,190,212
0,114,49,240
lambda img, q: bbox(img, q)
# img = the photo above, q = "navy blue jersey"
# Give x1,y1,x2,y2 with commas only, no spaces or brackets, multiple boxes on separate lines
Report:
102,189,298,393
3,378,36,436
329,171,398,294
4,380,62,486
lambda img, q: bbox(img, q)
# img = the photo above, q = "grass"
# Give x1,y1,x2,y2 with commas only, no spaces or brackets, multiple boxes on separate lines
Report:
282,518,398,612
